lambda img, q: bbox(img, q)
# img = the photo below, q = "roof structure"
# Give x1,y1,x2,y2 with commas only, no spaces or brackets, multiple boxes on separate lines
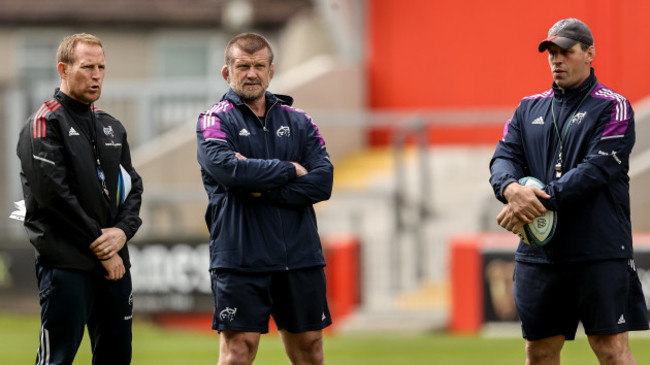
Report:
0,0,312,28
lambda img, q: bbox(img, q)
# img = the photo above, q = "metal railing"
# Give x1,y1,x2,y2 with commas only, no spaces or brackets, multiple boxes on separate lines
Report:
12,79,650,319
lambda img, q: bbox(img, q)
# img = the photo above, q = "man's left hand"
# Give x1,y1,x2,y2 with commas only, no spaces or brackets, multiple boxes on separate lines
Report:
90,227,127,260
101,254,126,281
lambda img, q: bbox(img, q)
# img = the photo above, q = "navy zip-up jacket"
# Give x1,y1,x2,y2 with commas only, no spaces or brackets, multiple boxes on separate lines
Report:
196,89,333,272
490,69,635,263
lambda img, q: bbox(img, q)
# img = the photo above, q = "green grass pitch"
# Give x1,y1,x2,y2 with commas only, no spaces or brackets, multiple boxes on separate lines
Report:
2,313,650,364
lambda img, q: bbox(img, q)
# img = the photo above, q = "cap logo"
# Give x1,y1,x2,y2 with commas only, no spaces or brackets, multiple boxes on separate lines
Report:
549,19,570,36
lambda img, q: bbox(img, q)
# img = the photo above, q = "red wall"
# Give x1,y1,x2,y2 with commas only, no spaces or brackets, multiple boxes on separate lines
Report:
367,0,650,109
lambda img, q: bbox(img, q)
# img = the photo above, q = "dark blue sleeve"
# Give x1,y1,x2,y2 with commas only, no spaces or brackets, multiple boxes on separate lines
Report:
262,116,333,207
489,107,526,203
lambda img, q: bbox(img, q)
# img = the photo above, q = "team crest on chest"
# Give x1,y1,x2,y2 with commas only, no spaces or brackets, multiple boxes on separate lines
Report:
571,111,587,124
276,126,290,137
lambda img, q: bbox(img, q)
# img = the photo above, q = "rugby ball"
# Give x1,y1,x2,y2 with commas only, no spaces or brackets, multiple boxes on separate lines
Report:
516,177,556,247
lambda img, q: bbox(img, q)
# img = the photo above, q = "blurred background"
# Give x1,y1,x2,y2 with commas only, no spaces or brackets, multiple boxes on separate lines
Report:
2,0,650,337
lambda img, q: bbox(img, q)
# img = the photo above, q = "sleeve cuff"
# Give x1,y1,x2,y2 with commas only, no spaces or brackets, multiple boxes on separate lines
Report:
285,161,297,180
114,222,134,240
498,178,518,203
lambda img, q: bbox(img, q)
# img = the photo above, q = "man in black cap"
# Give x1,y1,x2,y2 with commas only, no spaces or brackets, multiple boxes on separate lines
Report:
490,18,648,364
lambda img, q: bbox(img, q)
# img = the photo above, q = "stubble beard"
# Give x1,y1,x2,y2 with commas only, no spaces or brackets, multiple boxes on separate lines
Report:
232,81,267,103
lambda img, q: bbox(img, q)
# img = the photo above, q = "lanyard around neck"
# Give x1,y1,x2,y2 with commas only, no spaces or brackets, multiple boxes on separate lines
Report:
550,82,598,177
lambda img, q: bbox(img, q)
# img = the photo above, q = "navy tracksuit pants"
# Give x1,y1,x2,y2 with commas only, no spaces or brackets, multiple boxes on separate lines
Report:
35,263,133,365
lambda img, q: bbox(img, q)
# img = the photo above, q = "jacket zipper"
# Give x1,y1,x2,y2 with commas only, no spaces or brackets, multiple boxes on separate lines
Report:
59,98,110,203
244,101,290,270
548,94,569,263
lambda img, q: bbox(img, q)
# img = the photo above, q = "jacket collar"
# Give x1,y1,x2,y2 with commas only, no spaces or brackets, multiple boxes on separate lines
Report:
222,88,294,109
54,88,92,113
552,68,597,99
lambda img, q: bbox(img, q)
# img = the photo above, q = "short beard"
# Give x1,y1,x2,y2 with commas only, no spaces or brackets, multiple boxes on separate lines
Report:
231,81,267,102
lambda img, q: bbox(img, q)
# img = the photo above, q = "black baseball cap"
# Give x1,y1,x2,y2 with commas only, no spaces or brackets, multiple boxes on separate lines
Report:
538,18,594,52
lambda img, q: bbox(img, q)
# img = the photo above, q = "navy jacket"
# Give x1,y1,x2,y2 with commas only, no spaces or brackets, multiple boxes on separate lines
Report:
196,89,333,272
490,70,635,263
17,89,143,273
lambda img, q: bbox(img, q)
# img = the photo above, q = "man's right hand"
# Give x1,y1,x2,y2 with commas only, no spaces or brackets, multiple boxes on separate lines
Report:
101,254,125,281
502,181,550,223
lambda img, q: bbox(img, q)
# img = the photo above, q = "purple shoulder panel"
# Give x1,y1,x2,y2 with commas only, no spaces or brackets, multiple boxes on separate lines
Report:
200,100,233,140
502,119,512,140
592,84,631,139
523,89,554,100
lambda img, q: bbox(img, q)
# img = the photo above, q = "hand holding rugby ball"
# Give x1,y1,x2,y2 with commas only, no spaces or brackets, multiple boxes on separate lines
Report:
516,177,556,247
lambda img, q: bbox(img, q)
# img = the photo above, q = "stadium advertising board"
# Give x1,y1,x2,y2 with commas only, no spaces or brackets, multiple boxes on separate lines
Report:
129,242,212,312
0,241,213,313
1,237,359,319
482,251,518,322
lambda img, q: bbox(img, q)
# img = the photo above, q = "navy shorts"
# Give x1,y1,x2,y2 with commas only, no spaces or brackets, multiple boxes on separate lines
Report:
514,259,649,341
211,266,332,333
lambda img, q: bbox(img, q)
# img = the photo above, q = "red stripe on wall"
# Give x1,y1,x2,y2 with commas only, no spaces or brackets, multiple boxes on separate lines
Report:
367,123,504,147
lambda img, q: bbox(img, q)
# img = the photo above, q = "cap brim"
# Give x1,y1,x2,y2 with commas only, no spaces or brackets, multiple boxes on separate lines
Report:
538,36,578,52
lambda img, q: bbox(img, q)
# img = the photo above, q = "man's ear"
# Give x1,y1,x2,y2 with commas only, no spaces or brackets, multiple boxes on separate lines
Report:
221,65,230,82
269,63,275,80
57,62,67,79
586,45,595,64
